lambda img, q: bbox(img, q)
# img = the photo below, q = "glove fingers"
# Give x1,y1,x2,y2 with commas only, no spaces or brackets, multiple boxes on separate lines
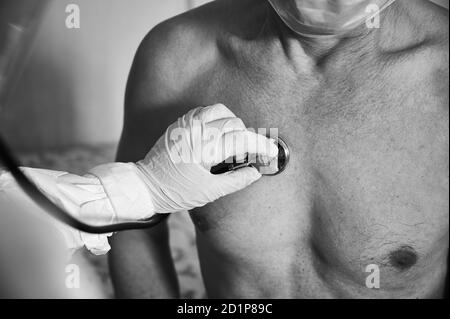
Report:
197,104,236,123
206,117,246,135
218,130,278,164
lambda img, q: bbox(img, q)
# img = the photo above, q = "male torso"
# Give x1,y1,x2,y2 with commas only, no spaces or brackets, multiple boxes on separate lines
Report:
111,0,449,298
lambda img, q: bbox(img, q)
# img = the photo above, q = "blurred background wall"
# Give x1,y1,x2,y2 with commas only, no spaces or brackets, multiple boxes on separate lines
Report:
0,0,190,150
0,0,448,151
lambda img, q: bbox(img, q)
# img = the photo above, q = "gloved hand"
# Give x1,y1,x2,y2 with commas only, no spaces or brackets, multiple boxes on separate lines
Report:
0,104,277,255
135,103,278,214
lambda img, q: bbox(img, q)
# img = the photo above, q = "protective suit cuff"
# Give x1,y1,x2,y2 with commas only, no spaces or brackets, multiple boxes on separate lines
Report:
88,163,156,222
80,232,112,255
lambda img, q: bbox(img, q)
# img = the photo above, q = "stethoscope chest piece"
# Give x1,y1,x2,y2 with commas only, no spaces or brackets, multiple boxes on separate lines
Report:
210,136,290,176
265,136,290,176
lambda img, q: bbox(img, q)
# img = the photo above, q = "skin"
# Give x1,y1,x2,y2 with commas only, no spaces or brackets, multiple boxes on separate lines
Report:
109,0,449,298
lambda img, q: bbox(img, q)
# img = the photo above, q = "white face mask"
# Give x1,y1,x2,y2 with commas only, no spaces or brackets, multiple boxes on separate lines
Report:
268,0,396,38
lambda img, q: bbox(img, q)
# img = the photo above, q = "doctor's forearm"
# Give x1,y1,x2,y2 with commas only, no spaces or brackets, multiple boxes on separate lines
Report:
0,163,156,255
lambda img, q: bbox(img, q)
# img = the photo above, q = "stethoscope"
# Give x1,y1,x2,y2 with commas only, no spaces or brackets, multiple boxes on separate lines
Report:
0,134,290,234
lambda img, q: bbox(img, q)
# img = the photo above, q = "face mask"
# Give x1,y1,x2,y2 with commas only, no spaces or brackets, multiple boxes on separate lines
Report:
268,0,396,38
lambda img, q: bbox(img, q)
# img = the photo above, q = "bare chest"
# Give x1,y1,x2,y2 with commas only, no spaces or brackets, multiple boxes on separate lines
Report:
191,44,449,296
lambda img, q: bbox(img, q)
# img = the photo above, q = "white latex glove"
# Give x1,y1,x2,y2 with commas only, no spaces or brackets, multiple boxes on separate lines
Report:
135,104,279,214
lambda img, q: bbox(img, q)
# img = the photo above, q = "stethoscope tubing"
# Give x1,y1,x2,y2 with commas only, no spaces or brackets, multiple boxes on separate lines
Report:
0,135,169,234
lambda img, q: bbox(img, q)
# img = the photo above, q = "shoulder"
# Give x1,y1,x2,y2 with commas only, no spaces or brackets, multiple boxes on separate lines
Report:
408,0,448,50
126,2,227,109
382,0,448,55
406,0,448,87
380,0,448,86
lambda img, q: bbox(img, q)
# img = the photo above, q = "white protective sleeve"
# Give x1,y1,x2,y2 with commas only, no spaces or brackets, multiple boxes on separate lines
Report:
0,163,155,255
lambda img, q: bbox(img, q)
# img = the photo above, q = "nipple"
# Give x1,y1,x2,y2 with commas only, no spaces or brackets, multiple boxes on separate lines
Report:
389,245,418,271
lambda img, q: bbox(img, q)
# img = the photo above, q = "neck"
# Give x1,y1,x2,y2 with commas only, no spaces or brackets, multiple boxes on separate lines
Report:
267,0,396,59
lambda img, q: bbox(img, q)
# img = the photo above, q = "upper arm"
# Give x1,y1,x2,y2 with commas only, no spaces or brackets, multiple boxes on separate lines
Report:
118,19,198,162
110,19,199,298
